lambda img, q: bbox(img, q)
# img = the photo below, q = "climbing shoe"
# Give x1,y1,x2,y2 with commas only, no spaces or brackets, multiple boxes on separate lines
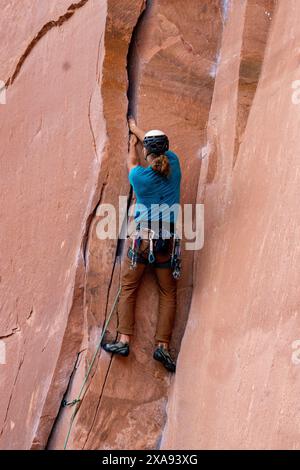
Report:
153,345,176,373
101,341,129,357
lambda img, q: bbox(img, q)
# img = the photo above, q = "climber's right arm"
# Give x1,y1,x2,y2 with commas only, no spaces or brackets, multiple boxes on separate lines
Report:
127,133,140,171
128,116,145,143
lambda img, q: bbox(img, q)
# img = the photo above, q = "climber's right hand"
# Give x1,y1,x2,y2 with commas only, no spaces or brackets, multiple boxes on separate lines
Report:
128,115,137,133
129,133,138,147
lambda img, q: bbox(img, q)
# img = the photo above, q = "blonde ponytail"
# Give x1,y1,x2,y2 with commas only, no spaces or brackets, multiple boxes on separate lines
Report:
151,154,170,177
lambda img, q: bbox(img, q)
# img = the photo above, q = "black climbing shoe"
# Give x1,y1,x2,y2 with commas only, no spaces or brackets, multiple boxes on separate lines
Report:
101,341,130,357
153,345,176,373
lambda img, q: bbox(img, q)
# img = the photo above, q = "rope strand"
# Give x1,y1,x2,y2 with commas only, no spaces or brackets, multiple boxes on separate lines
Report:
63,285,121,450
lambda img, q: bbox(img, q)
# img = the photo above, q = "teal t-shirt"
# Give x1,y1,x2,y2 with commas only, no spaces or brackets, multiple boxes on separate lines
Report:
128,150,181,223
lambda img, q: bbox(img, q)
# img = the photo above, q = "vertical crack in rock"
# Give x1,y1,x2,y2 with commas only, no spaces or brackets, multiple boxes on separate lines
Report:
233,0,277,168
99,0,149,338
88,94,99,158
82,176,109,268
87,32,104,165
116,0,149,259
82,353,114,449
82,2,150,450
42,1,148,450
5,0,90,87
81,257,124,449
0,343,26,438
126,0,149,117
44,350,85,449
31,251,86,449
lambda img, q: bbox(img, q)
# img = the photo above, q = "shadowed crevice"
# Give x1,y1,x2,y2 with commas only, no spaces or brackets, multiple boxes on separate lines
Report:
233,0,277,168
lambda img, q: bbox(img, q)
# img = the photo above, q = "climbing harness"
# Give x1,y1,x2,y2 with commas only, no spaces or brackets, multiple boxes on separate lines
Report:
62,284,121,450
129,224,182,279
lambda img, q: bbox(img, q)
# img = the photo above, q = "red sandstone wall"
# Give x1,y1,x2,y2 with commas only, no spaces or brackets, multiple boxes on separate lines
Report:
1,0,299,451
0,0,107,449
162,0,300,450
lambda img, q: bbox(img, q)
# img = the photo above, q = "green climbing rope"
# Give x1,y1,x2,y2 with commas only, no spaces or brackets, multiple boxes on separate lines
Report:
63,285,122,450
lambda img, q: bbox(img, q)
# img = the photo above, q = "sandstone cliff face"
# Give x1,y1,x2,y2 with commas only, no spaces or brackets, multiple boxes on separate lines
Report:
0,0,299,450
0,0,107,449
162,0,300,450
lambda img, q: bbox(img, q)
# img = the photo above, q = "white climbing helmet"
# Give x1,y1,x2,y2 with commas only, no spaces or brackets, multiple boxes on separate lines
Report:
144,129,166,137
143,130,169,155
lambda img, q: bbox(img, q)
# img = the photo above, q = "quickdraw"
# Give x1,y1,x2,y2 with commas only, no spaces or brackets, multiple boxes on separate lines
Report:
148,228,156,263
129,232,139,270
62,398,81,408
171,235,181,280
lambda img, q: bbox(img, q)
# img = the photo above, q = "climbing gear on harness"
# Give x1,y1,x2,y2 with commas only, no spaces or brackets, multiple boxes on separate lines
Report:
129,232,139,270
153,345,176,373
171,235,182,280
62,398,81,408
101,340,129,357
148,228,155,263
129,227,156,269
128,224,182,277
143,130,169,156
63,284,122,450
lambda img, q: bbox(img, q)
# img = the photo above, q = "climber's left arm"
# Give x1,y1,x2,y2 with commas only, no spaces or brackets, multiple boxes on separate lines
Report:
127,133,140,171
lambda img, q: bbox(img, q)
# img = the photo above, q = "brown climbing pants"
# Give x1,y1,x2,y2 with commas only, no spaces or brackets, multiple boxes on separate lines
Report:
117,238,177,343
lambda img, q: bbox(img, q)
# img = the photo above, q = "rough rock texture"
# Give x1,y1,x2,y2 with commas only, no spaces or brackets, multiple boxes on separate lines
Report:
0,0,107,450
48,0,222,451
162,0,300,450
1,0,299,451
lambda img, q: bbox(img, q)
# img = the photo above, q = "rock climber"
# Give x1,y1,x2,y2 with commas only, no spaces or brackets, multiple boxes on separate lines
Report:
101,117,181,373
